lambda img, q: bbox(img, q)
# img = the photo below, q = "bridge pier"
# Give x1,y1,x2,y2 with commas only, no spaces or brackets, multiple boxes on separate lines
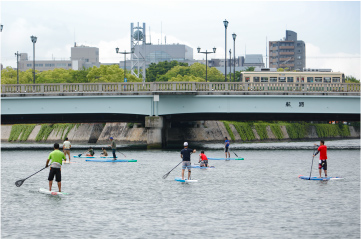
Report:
145,116,164,149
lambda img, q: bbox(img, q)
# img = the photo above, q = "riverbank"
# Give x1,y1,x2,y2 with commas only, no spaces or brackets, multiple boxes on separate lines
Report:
1,121,359,149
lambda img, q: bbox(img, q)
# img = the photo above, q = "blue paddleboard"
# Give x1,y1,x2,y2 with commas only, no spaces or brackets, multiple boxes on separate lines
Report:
85,159,137,162
74,156,117,158
191,165,215,168
175,177,198,183
208,157,244,160
298,175,344,181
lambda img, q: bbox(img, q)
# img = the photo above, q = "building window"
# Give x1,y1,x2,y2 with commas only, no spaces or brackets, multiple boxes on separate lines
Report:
45,63,55,67
245,77,250,82
27,64,32,67
324,77,331,83
270,77,277,82
297,56,301,59
315,77,322,82
261,77,268,82
287,77,294,82
279,77,286,82
298,50,301,53
253,77,260,82
332,77,340,83
307,77,314,83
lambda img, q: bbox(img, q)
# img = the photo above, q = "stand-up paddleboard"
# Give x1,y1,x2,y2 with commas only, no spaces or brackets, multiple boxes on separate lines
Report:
298,175,344,181
208,157,244,160
191,165,215,169
175,177,198,183
85,159,137,162
39,188,69,196
73,156,117,158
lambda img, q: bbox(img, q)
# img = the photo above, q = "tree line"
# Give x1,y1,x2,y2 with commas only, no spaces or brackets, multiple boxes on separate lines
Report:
1,61,359,84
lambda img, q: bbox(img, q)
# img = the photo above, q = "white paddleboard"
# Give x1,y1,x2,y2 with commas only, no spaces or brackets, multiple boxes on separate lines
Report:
39,188,69,196
175,177,198,183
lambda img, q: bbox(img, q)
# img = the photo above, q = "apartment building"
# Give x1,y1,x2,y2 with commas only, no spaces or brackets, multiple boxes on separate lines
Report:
269,30,306,70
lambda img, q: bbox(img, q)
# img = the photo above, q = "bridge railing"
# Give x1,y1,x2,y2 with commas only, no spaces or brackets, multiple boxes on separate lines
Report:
1,82,359,94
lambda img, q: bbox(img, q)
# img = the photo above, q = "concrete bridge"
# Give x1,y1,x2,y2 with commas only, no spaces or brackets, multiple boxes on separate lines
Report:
2,82,360,148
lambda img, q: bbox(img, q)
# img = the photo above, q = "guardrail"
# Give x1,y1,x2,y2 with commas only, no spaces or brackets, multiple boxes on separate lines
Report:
1,82,360,94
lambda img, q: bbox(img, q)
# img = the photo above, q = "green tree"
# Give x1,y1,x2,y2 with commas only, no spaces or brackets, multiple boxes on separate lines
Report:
345,75,360,83
146,61,188,82
245,66,255,71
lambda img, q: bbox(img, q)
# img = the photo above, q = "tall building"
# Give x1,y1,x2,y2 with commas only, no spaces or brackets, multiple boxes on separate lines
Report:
269,30,305,70
134,43,193,64
17,44,100,72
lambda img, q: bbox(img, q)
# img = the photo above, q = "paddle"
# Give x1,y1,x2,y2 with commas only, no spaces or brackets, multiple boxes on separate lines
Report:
118,151,126,157
15,167,47,187
309,147,317,180
231,151,239,158
162,161,182,179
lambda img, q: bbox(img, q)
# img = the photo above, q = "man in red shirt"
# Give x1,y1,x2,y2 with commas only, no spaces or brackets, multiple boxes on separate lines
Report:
198,150,209,167
313,140,328,178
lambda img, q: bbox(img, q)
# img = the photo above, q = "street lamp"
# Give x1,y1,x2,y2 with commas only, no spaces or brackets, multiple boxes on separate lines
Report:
197,47,216,82
30,35,37,84
229,49,232,81
116,47,134,82
15,51,21,84
232,33,237,82
223,19,229,82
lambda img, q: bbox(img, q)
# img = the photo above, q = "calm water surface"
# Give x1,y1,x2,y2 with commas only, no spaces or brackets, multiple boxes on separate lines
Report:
1,140,360,238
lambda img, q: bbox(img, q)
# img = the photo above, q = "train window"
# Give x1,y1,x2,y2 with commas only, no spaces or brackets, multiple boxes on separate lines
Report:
307,77,314,82
324,77,331,83
261,77,268,82
245,77,250,82
279,77,286,82
332,77,340,83
253,77,260,82
315,77,322,82
287,77,294,82
270,77,277,82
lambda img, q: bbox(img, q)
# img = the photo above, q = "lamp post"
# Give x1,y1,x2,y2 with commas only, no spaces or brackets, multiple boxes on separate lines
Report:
15,51,21,84
223,19,229,82
30,35,37,84
232,33,237,82
229,49,232,81
197,47,216,82
116,47,134,82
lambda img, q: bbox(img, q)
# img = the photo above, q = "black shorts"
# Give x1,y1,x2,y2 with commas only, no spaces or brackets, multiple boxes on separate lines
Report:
225,146,229,152
318,160,327,170
48,168,61,182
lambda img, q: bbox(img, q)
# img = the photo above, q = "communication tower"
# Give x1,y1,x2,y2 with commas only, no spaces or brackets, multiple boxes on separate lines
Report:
131,22,146,82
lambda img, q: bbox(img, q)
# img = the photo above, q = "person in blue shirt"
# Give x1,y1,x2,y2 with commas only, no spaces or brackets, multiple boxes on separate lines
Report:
224,137,230,159
180,142,196,180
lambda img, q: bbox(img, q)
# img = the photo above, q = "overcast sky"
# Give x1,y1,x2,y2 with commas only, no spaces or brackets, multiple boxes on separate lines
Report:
1,0,360,79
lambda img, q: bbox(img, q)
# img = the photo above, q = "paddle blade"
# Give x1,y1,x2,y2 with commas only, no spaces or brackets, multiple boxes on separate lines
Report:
162,172,170,179
15,179,25,187
78,154,82,157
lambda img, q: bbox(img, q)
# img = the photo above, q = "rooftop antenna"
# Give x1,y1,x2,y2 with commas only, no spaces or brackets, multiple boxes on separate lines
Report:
266,36,268,68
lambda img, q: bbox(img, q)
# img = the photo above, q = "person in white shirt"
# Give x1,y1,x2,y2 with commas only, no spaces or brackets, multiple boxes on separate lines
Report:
63,137,71,162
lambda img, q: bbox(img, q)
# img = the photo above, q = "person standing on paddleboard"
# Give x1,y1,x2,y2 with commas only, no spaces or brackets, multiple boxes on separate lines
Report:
63,137,71,162
199,150,209,167
45,143,66,192
181,142,196,180
224,137,231,159
313,140,328,178
108,137,117,160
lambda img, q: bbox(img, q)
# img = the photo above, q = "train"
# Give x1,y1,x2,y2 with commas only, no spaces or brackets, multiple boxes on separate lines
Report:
239,71,345,83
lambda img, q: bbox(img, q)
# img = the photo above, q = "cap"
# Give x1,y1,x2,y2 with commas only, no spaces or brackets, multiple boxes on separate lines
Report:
184,142,188,146
110,137,113,140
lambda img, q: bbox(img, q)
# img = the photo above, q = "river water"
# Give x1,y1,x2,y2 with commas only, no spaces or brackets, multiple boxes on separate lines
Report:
1,139,360,238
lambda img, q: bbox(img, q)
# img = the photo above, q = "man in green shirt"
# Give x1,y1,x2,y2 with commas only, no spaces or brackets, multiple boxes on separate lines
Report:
108,137,116,160
46,143,66,192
